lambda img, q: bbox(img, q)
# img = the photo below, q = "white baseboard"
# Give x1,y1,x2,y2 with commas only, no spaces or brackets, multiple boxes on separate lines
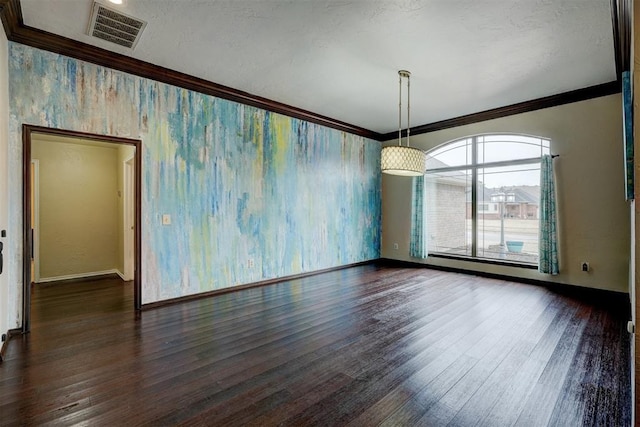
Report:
115,270,134,281
37,269,120,283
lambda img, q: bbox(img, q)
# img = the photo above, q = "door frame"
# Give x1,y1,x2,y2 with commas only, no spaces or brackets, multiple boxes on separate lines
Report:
30,159,40,283
123,156,135,281
22,124,143,333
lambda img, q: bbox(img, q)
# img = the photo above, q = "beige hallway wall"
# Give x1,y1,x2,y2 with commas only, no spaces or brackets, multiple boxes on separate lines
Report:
32,137,119,280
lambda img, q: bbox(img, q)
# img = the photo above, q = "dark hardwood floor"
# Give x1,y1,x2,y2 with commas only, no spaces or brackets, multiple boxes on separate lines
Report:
0,265,631,426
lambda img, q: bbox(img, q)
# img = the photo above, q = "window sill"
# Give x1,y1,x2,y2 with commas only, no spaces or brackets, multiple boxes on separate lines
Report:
427,253,538,270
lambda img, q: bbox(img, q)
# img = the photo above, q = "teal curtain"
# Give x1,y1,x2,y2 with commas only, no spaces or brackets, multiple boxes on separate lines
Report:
410,175,428,259
539,155,559,274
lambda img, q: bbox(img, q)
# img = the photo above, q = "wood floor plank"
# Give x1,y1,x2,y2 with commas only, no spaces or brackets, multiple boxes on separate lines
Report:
546,307,607,426
513,304,592,426
0,265,631,426
446,293,560,426
364,284,539,426
413,288,551,425
475,298,583,426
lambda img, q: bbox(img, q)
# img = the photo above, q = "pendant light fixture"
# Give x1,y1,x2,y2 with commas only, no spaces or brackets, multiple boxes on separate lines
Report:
381,70,427,176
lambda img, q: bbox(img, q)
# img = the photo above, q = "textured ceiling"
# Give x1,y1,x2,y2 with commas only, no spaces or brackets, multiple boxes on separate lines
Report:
20,0,617,134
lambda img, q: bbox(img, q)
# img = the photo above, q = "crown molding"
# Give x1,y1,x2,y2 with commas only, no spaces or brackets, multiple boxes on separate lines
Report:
0,0,382,140
379,81,620,141
0,0,21,39
1,0,627,142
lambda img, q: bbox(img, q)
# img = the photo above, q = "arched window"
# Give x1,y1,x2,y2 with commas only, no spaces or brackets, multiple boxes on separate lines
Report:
425,134,550,265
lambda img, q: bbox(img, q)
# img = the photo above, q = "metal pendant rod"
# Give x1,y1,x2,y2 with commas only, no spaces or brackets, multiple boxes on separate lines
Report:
398,73,402,145
397,70,411,147
406,72,410,146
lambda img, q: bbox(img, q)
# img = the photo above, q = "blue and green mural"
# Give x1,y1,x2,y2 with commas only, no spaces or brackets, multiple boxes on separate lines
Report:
8,44,381,303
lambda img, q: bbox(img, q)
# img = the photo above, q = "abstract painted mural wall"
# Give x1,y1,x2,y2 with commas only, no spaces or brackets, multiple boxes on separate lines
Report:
7,43,380,307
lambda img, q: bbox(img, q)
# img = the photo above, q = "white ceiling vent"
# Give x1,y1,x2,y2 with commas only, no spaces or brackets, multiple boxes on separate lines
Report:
87,2,146,49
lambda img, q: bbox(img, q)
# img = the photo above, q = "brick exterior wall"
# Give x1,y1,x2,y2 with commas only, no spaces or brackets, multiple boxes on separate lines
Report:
426,180,467,253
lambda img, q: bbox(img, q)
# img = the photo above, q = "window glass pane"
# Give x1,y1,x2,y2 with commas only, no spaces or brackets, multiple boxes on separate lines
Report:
476,163,540,264
424,134,549,267
426,138,472,169
477,135,550,164
426,169,471,256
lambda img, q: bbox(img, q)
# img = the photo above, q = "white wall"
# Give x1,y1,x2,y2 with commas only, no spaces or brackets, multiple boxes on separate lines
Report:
382,94,630,293
0,22,10,333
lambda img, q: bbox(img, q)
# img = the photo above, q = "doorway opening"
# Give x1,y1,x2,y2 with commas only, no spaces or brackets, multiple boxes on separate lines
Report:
22,125,142,332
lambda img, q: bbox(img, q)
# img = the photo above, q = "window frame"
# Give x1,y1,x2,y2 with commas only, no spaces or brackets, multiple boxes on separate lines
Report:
425,134,550,266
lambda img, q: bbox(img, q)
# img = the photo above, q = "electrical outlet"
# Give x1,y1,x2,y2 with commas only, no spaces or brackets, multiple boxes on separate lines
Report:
581,262,590,272
247,258,254,268
393,243,399,250
162,214,171,225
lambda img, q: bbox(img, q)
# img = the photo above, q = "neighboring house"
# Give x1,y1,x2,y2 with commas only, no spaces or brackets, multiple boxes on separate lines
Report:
468,185,540,220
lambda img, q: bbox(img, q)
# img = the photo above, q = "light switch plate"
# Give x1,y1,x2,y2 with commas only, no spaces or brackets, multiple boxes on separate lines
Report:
162,214,171,225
